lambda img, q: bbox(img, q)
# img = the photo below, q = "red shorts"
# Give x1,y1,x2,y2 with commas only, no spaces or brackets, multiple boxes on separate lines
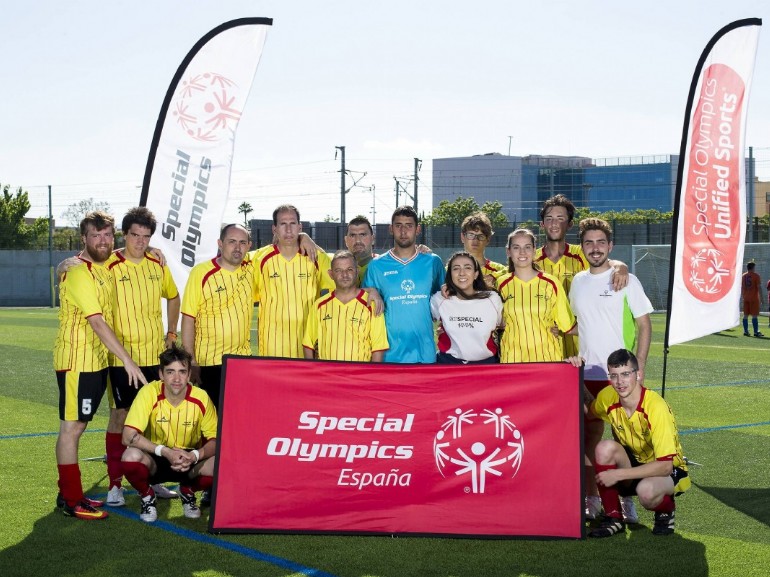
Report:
585,379,611,399
744,299,759,316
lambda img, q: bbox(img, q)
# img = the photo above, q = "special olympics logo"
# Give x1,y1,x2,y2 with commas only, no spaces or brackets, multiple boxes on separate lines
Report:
401,279,415,293
433,408,524,494
688,248,731,296
172,72,242,142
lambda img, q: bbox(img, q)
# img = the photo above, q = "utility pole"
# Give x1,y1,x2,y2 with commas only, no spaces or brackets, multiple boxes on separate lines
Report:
336,146,346,224
508,136,513,156
394,177,409,207
414,158,421,215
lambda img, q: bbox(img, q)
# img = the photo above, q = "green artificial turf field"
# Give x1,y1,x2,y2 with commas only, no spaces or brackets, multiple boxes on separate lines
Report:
0,308,768,577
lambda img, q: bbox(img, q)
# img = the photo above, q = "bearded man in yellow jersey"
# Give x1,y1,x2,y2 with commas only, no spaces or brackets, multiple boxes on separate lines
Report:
54,211,147,520
251,205,334,358
122,345,217,523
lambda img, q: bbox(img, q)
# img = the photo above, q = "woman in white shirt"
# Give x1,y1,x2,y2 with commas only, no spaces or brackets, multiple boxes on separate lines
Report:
430,251,503,364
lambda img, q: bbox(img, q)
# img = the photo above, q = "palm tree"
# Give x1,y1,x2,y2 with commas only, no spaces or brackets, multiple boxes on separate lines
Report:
238,202,253,227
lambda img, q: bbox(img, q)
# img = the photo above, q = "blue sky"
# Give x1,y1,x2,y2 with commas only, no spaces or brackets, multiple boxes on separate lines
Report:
1,1,768,224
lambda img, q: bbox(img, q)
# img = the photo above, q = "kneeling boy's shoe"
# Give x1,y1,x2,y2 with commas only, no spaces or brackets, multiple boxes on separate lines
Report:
588,515,625,538
652,510,675,536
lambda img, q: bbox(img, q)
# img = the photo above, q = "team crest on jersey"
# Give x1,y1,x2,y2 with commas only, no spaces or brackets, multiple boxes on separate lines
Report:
148,274,161,281
401,279,415,293
297,272,310,279
433,407,524,494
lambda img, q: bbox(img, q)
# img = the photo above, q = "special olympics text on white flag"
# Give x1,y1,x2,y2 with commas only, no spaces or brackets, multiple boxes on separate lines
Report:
666,18,761,347
140,17,272,322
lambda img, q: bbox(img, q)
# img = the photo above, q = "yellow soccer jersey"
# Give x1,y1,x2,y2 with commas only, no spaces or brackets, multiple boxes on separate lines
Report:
124,380,217,449
302,290,389,361
108,252,179,367
482,258,508,278
54,257,116,372
252,245,334,358
181,258,254,366
496,271,576,363
591,386,690,493
535,243,587,357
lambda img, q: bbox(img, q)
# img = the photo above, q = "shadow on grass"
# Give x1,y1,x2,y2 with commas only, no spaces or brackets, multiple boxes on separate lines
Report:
1,485,289,577
694,483,770,527
1,487,710,577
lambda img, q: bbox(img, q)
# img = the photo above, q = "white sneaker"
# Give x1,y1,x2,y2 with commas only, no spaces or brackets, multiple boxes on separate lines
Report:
139,494,157,523
621,496,639,524
179,491,201,519
106,486,125,507
585,495,602,520
152,484,178,499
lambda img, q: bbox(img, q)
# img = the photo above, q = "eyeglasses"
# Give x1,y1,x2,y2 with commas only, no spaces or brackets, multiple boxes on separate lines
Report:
608,370,637,381
463,232,487,241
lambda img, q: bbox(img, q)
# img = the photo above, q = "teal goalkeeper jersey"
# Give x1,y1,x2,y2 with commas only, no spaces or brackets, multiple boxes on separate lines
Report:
363,250,444,363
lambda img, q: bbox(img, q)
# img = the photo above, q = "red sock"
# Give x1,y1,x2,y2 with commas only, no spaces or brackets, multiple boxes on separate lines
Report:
594,464,622,519
122,462,152,497
189,475,213,493
57,463,83,507
105,432,124,488
654,494,675,513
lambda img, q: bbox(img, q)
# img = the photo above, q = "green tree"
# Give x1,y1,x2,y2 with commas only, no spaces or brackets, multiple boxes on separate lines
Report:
574,207,673,224
238,202,253,227
422,196,509,228
61,198,111,227
0,184,49,249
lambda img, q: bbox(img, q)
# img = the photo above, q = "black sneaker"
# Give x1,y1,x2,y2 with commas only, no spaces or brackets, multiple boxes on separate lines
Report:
653,510,675,535
588,515,625,538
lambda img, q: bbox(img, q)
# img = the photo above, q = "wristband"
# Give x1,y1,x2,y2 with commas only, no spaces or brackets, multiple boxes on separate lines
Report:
166,331,177,340
191,449,200,463
154,444,165,457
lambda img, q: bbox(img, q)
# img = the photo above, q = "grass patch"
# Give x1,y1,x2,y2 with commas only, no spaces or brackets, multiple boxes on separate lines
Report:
1,308,768,576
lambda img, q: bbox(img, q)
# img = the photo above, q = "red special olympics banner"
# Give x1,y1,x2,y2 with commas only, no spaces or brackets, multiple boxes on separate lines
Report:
210,358,584,539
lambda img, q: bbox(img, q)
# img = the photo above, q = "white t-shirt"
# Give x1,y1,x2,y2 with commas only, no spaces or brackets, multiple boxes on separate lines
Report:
430,291,503,362
569,268,653,380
